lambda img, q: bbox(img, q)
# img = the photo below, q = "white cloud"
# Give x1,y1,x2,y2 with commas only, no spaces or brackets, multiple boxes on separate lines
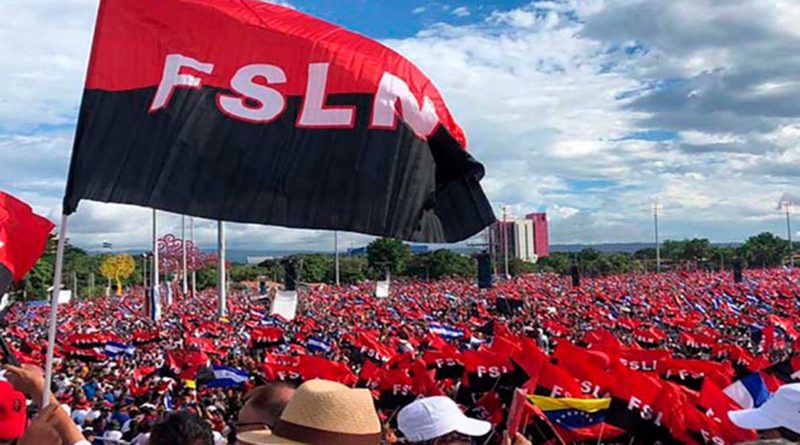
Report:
1,0,799,250
412,6,427,15
452,6,471,18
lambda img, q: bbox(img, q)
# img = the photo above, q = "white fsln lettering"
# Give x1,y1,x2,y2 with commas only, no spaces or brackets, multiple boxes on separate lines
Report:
371,72,439,138
297,63,354,127
218,64,287,123
150,54,215,112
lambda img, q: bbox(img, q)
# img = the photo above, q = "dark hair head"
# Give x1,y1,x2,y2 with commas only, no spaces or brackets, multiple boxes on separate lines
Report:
149,411,213,445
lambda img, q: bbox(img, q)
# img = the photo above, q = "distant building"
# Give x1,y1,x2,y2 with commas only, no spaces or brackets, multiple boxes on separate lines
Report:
489,212,549,263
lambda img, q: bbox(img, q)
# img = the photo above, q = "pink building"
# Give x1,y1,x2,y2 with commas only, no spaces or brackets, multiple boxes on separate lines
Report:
489,212,549,263
526,212,549,259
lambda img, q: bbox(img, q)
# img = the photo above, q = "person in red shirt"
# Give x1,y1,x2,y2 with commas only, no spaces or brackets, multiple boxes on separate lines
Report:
0,381,26,444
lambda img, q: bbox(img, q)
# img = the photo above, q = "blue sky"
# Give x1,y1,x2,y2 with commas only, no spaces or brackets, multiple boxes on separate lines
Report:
1,0,799,251
284,0,533,38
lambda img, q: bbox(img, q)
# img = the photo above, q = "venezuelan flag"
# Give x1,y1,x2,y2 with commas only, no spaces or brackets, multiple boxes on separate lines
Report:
529,396,624,442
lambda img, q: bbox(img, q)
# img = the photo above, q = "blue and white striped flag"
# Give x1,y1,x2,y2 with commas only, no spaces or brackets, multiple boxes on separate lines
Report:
693,303,708,315
149,287,161,321
307,336,332,354
429,323,464,339
104,342,135,357
206,365,250,388
727,301,742,316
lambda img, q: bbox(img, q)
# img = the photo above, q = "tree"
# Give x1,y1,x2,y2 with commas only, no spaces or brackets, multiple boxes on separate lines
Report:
741,232,790,268
406,250,476,280
14,260,53,300
100,255,136,296
336,256,368,284
366,238,410,276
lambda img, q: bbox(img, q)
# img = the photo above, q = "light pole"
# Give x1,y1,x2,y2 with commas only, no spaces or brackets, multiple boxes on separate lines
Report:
652,199,662,273
190,217,196,297
334,231,340,286
781,199,793,266
217,221,227,317
182,215,188,296
502,205,510,278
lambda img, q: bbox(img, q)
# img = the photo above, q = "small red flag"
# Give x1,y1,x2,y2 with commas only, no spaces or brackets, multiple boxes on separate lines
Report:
0,191,54,292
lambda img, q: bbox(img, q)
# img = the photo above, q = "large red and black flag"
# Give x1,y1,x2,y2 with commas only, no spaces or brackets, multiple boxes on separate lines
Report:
63,0,495,242
0,191,55,294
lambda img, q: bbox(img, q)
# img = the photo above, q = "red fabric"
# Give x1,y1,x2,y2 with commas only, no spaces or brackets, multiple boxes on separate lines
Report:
0,191,54,281
84,0,467,148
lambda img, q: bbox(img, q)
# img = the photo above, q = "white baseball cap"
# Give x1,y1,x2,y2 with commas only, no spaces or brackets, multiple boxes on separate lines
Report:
729,383,800,434
398,397,491,443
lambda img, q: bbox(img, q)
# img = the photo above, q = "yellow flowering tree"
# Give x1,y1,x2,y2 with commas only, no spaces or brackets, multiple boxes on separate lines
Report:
100,254,136,296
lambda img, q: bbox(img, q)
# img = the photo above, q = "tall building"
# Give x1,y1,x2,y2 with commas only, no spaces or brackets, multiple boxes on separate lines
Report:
489,212,549,263
527,212,550,259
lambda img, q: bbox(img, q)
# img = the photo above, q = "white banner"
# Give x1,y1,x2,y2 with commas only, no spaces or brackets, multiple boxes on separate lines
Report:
271,290,298,321
376,281,390,299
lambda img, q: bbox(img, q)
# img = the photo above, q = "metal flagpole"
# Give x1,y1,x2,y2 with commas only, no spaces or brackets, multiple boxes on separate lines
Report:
191,217,196,297
217,221,227,317
783,200,793,266
152,209,160,320
90,273,95,298
335,231,340,286
72,272,78,299
653,200,662,273
43,214,69,407
182,215,188,296
502,205,510,278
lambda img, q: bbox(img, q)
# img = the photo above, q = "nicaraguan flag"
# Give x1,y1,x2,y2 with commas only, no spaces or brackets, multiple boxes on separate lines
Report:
104,342,135,357
206,365,250,388
429,322,463,339
149,287,161,321
727,301,742,316
693,303,707,315
724,373,771,409
307,336,332,354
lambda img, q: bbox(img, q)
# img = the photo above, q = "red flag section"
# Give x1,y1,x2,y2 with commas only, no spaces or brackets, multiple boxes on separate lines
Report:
0,191,54,293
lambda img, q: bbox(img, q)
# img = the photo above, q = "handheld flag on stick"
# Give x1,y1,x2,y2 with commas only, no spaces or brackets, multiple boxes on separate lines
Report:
62,0,494,243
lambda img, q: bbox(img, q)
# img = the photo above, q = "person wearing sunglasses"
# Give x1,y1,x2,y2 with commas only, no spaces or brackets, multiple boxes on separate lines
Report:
228,383,295,442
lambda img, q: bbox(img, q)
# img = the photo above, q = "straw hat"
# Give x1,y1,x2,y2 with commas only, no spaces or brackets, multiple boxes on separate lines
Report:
238,379,381,445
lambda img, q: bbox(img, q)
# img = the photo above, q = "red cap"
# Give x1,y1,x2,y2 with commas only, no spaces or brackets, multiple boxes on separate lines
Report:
0,381,27,440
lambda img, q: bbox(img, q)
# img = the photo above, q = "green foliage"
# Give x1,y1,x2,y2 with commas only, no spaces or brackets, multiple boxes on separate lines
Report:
406,250,476,280
197,262,218,290
741,232,790,268
336,256,368,284
366,238,411,276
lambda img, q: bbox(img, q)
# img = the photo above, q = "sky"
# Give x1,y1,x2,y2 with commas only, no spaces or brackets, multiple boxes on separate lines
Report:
1,0,799,252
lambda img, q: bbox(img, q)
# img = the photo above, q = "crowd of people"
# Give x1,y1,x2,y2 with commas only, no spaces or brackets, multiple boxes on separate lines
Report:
2,267,800,444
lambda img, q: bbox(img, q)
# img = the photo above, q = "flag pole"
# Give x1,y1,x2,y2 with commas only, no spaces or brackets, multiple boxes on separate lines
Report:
182,215,188,296
43,214,69,407
152,209,160,320
334,231,340,286
190,217,196,297
217,221,227,317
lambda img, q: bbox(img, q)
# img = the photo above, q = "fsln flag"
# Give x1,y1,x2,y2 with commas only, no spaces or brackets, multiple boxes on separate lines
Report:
207,365,250,388
63,0,495,243
0,191,55,294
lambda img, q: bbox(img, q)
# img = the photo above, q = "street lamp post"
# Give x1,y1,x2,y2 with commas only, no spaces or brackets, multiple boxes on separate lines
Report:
502,205,510,278
781,199,793,266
